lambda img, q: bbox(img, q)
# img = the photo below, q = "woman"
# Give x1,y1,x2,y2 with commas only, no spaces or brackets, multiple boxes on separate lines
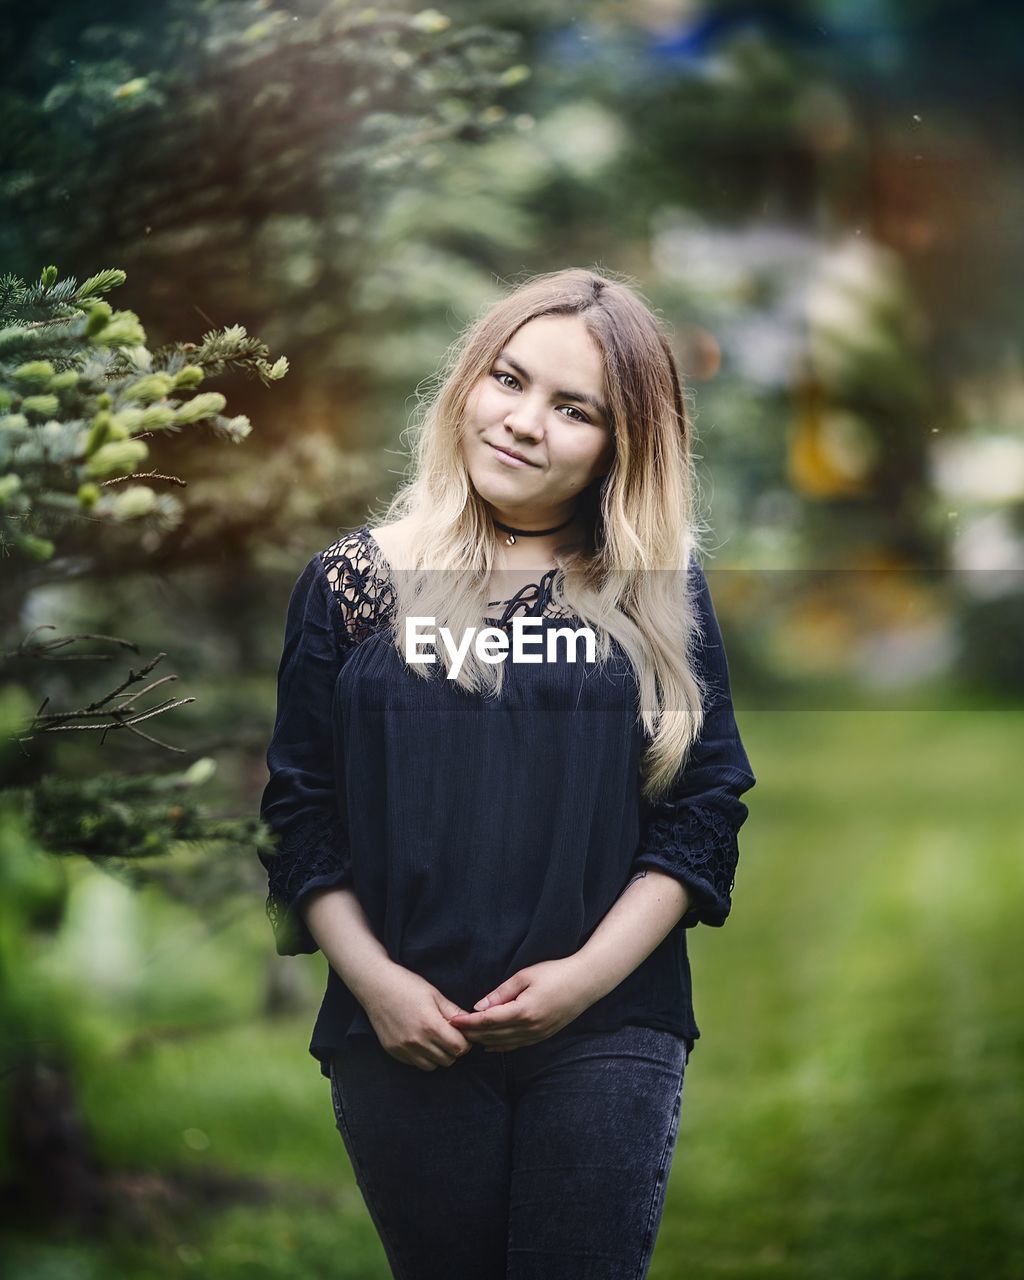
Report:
258,268,756,1279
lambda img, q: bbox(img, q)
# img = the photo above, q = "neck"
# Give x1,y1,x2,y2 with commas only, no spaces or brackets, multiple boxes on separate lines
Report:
488,506,590,569
487,499,577,531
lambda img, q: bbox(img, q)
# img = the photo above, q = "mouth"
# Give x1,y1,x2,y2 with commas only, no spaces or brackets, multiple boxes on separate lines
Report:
488,442,538,468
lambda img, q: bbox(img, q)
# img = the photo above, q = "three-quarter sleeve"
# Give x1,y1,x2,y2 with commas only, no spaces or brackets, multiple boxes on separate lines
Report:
631,559,756,928
258,553,354,955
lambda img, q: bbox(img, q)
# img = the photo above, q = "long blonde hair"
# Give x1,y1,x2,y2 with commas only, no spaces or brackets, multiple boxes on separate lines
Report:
367,266,711,801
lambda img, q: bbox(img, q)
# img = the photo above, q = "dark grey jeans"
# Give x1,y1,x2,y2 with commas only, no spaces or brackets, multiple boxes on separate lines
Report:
328,1023,689,1279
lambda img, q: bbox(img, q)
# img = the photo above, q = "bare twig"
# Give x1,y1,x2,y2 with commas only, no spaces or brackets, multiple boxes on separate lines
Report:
99,471,189,488
5,625,142,661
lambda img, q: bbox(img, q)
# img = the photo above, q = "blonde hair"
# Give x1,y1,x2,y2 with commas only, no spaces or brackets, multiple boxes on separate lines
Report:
368,266,710,801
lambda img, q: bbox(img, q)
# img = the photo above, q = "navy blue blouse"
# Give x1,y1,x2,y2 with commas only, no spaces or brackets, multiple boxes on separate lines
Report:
259,524,756,1080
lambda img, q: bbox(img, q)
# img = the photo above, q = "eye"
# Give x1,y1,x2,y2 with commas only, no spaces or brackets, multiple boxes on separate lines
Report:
491,369,591,423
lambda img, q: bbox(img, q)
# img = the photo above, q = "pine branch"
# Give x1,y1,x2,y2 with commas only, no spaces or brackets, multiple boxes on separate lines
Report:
0,265,282,564
17,758,258,864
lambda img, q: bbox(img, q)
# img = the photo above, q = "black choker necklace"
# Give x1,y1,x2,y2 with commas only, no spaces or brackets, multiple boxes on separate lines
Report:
493,514,577,547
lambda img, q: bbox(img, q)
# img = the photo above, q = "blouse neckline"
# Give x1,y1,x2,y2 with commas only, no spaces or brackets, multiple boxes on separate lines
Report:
357,524,564,624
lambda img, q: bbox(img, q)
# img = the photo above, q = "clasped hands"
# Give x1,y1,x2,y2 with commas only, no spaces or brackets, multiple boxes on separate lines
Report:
447,956,594,1052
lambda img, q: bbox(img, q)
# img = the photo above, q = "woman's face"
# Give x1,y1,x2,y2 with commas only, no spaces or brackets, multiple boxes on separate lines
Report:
461,314,615,524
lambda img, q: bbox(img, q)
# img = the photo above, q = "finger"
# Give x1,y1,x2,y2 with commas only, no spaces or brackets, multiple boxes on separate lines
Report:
437,1036,471,1064
472,972,530,1010
399,1051,437,1072
423,1046,458,1069
397,1043,456,1070
453,1027,523,1050
454,1003,526,1027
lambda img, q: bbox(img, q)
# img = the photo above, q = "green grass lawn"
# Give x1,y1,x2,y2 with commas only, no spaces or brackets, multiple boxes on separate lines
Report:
3,710,1022,1278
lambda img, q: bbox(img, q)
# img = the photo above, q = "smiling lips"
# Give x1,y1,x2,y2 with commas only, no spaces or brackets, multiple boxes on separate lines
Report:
488,442,538,468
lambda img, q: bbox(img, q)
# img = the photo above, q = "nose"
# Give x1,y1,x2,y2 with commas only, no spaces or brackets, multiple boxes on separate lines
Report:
504,395,546,442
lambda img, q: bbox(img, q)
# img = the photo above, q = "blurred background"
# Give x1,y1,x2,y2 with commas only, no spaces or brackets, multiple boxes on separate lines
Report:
1,0,1021,1276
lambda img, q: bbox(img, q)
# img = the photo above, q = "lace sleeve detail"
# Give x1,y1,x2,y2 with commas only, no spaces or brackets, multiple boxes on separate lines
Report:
264,815,352,954
320,526,397,644
630,559,756,929
633,802,744,928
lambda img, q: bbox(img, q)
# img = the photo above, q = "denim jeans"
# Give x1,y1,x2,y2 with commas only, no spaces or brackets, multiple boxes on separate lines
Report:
327,1023,689,1280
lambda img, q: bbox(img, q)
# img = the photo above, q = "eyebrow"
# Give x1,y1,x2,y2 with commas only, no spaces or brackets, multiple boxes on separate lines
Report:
496,349,611,424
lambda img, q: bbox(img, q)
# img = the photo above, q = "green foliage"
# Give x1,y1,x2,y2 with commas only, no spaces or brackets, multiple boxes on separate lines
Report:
957,590,1024,695
0,2,528,299
2,709,1022,1276
24,756,252,864
0,265,284,561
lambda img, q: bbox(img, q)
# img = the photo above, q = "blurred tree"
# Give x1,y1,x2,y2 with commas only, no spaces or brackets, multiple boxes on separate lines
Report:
0,0,530,447
0,265,285,1232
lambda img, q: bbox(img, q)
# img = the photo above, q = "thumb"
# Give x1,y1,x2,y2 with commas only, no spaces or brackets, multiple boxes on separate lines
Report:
473,971,529,1011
